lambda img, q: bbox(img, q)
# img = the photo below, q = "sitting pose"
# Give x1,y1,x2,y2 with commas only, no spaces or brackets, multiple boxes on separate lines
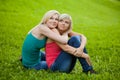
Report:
45,14,96,74
21,10,87,70
21,10,68,70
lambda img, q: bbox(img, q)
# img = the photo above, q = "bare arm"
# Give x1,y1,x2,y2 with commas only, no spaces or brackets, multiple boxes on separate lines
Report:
40,25,68,44
56,42,81,57
46,28,81,57
55,31,88,57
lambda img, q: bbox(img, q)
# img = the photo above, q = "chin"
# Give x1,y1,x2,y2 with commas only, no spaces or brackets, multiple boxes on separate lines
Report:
49,26,55,29
50,27,56,29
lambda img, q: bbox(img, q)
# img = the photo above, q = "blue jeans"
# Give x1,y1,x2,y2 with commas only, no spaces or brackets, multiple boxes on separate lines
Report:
50,36,93,73
33,51,48,70
31,51,48,70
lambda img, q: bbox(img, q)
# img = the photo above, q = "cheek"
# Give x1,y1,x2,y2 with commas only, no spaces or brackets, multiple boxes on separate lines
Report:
46,21,51,28
65,27,69,31
65,24,70,29
55,21,58,26
46,20,49,24
56,21,59,24
58,22,61,25
58,23,61,28
65,25,70,31
46,22,49,26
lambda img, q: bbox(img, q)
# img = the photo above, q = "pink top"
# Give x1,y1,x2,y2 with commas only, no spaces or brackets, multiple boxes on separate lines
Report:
45,42,61,68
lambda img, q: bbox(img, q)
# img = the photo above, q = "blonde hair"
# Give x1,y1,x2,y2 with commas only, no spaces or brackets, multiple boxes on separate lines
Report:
59,13,72,33
40,10,60,24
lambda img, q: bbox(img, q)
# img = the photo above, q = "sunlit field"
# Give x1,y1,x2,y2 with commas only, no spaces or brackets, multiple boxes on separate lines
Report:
0,0,120,80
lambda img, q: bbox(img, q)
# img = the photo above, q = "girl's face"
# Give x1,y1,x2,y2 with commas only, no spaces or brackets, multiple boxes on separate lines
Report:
46,14,59,29
58,18,70,33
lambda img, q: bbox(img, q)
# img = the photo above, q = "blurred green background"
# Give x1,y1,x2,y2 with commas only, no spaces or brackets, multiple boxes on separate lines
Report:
0,0,120,80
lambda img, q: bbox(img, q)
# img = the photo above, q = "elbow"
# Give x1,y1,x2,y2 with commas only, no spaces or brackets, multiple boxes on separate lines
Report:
64,40,68,44
62,39,68,45
84,36,87,41
81,34,87,42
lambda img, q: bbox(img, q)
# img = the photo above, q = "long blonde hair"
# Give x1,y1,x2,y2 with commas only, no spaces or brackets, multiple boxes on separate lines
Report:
59,13,72,33
40,10,60,24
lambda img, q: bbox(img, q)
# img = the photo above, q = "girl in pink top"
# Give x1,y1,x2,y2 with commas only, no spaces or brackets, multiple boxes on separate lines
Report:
45,14,97,74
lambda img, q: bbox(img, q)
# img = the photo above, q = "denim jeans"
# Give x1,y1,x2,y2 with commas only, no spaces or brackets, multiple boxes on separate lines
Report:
50,36,93,73
33,51,48,70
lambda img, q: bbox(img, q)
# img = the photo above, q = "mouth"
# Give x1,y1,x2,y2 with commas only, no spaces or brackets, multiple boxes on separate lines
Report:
49,24,57,28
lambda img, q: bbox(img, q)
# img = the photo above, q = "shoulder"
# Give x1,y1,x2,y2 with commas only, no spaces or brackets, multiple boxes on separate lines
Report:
38,24,50,32
39,24,47,29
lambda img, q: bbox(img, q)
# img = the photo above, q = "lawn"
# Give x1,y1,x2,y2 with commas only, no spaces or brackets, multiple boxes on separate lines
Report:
0,0,120,80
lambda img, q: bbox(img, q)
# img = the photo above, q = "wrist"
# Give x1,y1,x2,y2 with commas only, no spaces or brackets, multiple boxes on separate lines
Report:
73,49,77,55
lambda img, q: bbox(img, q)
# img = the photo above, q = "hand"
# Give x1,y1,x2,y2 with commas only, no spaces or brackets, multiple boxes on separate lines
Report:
74,48,83,57
78,47,83,54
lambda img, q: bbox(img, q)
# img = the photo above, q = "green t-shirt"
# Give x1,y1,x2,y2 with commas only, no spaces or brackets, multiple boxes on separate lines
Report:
22,33,47,68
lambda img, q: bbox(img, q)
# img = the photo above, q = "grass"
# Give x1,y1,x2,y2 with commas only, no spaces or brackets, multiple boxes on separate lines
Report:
0,0,120,80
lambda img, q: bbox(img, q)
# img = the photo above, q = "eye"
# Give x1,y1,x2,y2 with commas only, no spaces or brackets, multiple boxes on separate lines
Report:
65,21,69,24
59,19,63,22
50,17,53,20
55,18,59,21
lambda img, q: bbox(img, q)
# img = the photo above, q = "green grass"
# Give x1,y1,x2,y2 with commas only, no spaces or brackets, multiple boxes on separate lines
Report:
0,0,120,80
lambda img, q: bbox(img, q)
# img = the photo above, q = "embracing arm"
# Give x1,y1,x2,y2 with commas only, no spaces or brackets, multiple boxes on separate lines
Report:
45,29,83,57
56,42,83,57
40,25,68,44
46,28,81,57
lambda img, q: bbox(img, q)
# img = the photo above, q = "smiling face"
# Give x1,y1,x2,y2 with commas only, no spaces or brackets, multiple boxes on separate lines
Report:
40,10,60,29
46,13,59,29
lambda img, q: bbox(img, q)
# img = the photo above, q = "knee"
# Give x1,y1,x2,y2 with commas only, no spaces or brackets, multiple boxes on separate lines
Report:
68,36,81,47
59,61,71,73
70,36,81,41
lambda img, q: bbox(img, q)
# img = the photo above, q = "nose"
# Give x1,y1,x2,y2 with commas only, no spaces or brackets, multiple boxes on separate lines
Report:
61,21,65,25
53,19,58,23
